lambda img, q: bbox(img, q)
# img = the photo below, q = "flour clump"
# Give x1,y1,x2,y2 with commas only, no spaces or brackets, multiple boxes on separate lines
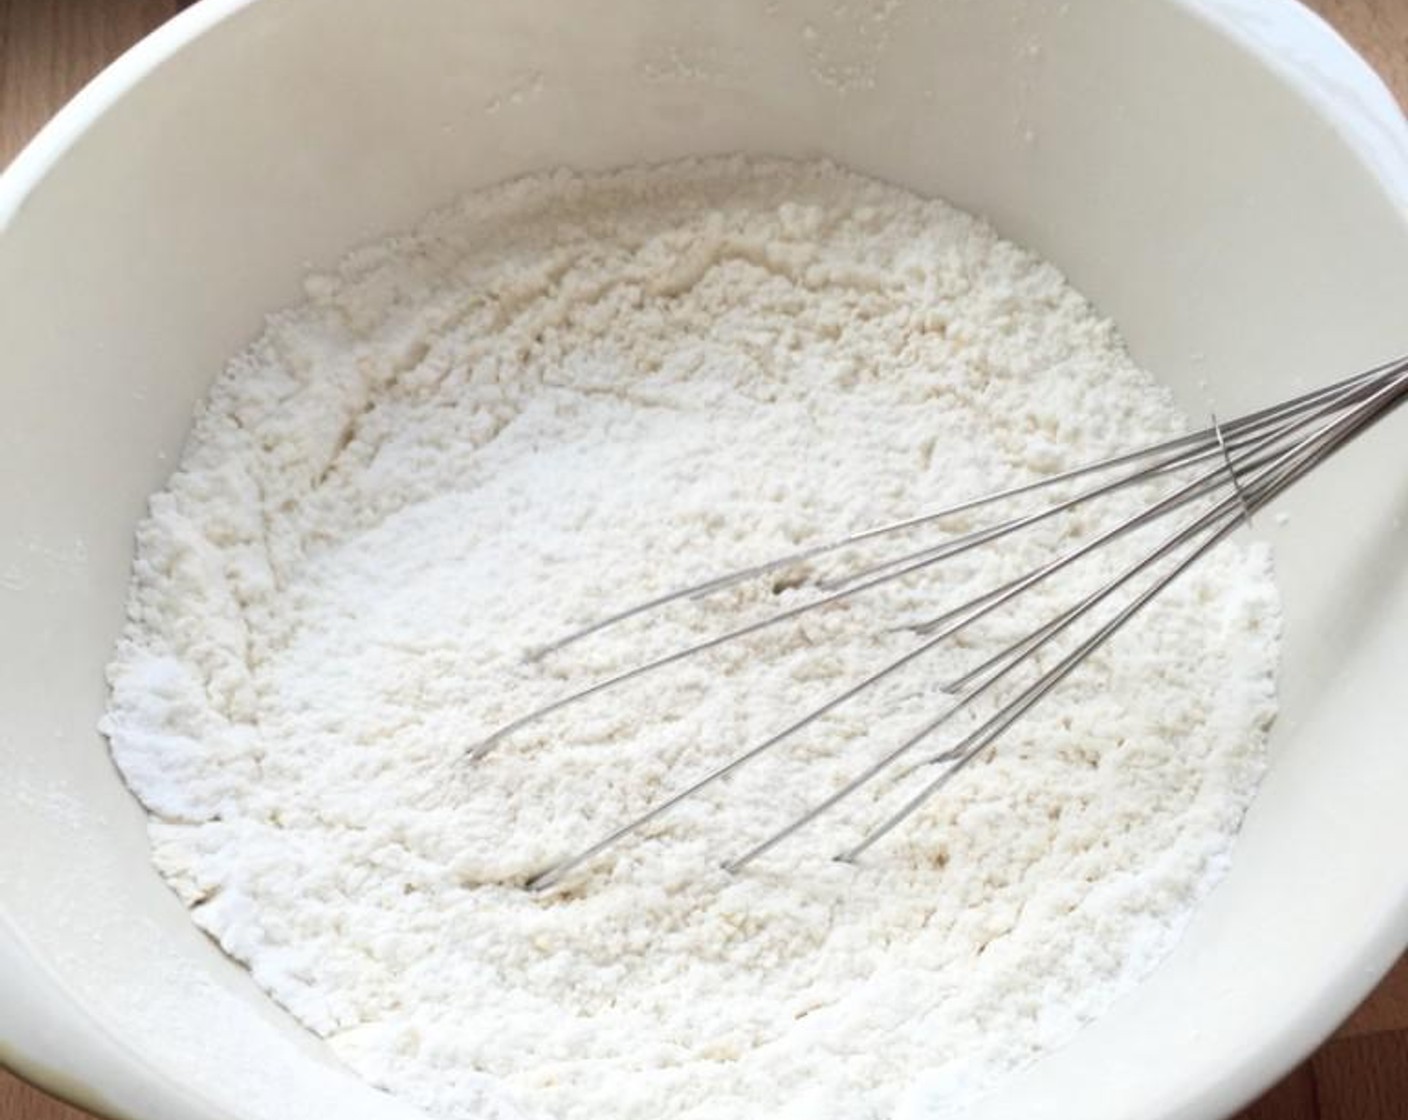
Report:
102,158,1281,1120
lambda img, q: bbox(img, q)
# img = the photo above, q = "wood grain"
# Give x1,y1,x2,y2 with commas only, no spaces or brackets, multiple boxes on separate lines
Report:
1314,1031,1408,1120
0,2,1405,1119
0,1077,88,1120
1305,0,1408,110
1337,949,1408,1040
1237,1064,1321,1120
0,0,188,161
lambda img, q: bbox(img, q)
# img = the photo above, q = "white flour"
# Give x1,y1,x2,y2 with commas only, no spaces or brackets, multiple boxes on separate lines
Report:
102,158,1280,1120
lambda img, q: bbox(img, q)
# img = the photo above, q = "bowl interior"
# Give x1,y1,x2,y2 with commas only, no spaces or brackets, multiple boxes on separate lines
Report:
2,1,1407,1118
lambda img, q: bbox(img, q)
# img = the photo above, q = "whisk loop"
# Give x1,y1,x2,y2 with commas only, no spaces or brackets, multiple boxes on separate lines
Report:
470,358,1408,891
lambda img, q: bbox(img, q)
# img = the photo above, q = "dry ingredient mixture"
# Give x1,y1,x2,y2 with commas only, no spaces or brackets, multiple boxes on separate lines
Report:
102,159,1281,1120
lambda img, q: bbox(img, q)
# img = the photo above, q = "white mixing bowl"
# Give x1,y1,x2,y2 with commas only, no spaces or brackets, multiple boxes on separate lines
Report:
3,1,1407,1117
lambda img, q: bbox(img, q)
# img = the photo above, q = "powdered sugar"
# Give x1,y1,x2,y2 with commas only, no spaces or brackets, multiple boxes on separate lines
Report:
102,158,1280,1120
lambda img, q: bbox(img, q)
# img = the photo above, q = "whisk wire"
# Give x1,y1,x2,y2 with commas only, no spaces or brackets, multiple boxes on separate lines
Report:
736,472,1260,872
488,357,1408,889
524,360,1394,662
836,362,1408,859
837,516,1244,865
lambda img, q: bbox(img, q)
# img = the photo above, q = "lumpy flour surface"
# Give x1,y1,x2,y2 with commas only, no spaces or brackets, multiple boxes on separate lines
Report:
102,159,1280,1120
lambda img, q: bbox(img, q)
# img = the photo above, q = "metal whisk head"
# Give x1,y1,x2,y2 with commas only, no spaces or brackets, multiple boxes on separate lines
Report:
470,357,1408,890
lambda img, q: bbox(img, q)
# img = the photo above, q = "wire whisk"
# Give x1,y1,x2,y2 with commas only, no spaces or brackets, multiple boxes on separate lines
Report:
470,357,1408,891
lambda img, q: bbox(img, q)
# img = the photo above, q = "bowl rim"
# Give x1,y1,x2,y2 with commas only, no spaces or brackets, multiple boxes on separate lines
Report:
1,1,1405,1118
0,0,254,231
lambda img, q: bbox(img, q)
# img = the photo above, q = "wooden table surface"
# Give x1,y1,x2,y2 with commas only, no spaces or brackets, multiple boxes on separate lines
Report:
1,1,1406,1118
